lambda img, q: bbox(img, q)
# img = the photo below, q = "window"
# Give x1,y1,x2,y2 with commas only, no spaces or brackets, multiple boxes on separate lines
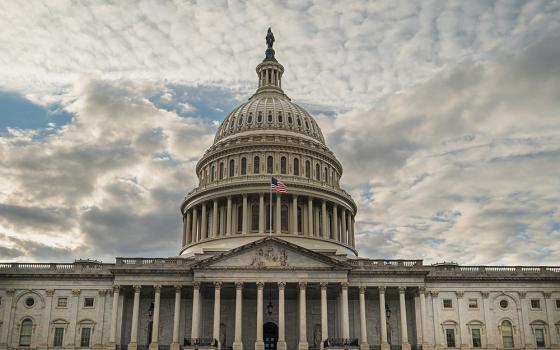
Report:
229,159,235,177
296,116,302,126
278,112,283,123
229,119,235,129
57,297,67,307
19,319,33,346
502,320,514,348
267,112,273,123
443,299,453,308
305,160,311,178
556,299,560,309
281,205,288,231
238,114,243,125
84,297,94,308
80,327,91,347
315,164,320,180
535,328,545,348
531,299,541,309
280,157,286,174
53,327,64,347
247,113,253,124
305,120,309,130
267,156,273,174
25,297,35,307
500,299,509,309
251,205,259,231
241,157,247,175
257,111,263,123
324,167,328,182
237,206,243,233
253,156,260,174
219,162,224,180
471,329,482,348
468,299,478,309
288,113,293,124
446,328,456,348
211,165,215,181
293,158,299,176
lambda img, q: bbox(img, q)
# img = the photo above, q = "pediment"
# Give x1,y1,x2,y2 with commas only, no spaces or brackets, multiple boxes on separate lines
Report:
194,237,350,270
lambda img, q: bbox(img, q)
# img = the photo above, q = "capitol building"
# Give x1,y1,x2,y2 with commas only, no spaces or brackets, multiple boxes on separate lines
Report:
1,30,559,350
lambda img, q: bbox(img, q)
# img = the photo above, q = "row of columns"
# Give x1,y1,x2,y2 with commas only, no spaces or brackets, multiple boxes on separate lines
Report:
259,67,282,88
115,283,411,350
183,195,355,247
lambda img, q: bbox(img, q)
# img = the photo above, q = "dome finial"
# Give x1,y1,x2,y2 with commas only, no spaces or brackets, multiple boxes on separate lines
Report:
264,27,277,62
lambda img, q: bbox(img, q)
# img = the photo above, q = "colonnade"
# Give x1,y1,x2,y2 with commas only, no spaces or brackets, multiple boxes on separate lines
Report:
183,194,355,248
113,283,415,350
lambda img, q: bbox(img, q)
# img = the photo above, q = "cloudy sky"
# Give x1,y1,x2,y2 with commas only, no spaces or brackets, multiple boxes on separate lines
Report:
1,0,559,265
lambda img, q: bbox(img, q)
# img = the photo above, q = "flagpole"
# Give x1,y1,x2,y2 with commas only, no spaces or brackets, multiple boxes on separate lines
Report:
269,177,272,236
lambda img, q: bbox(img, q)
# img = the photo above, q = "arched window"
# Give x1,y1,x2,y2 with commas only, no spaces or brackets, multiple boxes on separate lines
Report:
229,119,235,129
267,156,273,174
502,321,514,348
315,164,320,180
237,206,243,233
324,167,328,182
294,158,300,176
278,112,283,123
254,156,260,174
19,318,33,346
211,165,215,182
296,116,302,127
288,113,293,124
247,113,253,124
219,162,224,180
280,157,287,174
241,157,247,175
251,204,259,231
305,160,311,178
305,120,309,130
281,205,289,231
229,159,235,177
267,112,273,123
257,111,263,123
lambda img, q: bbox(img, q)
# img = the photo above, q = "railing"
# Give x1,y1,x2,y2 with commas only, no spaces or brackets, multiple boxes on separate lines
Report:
348,259,423,268
431,265,560,274
0,262,104,271
324,338,359,348
184,338,217,347
115,258,186,266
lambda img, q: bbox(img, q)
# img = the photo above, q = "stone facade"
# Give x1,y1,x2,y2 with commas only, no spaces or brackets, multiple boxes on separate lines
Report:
1,30,559,350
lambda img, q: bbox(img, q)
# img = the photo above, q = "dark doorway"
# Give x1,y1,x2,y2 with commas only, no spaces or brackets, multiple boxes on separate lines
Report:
264,322,278,350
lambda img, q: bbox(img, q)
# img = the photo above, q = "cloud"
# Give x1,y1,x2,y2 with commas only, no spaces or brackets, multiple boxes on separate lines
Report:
322,36,560,265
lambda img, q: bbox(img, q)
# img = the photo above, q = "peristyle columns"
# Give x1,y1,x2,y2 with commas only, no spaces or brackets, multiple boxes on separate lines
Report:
298,282,308,350
213,282,222,349
292,195,298,234
128,285,141,350
259,193,265,233
149,285,161,350
242,194,248,234
341,283,350,339
191,282,201,339
171,286,182,350
109,285,120,346
399,287,410,350
233,282,244,350
379,287,389,350
308,197,314,236
320,283,328,350
226,196,232,236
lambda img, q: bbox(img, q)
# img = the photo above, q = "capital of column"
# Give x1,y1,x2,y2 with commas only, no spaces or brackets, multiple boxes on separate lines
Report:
378,286,386,294
359,286,366,294
320,282,328,290
243,193,248,198
398,286,407,294
72,288,81,296
256,281,265,289
213,281,222,289
113,285,121,293
429,290,438,297
481,291,490,298
133,285,141,293
46,289,55,296
98,289,108,296
518,291,527,299
299,282,307,290
235,281,244,290
544,292,552,298
456,291,464,298
418,286,426,294
175,285,183,292
6,289,15,296
153,284,162,292
340,282,349,290
193,281,201,289
278,282,286,290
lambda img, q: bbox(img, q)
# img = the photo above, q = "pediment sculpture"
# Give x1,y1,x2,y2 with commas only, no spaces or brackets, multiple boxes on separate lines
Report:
250,246,288,268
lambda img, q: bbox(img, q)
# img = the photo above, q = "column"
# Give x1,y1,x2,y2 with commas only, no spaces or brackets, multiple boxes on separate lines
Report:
379,287,389,350
39,289,54,350
419,288,432,350
321,200,327,238
212,199,219,238
171,286,182,350
201,203,208,240
298,282,309,350
350,215,355,246
109,285,120,346
128,286,141,350
149,285,161,350
255,282,264,350
226,196,232,236
259,193,265,234
292,195,298,234
320,283,328,350
185,210,192,244
0,290,15,350
192,206,198,242
308,198,314,237
242,194,248,234
456,292,469,350
359,287,369,350
276,194,281,234
544,293,559,350
213,282,222,349
278,282,287,350
399,287,411,350
332,204,338,240
191,282,201,339
519,292,534,349
341,208,347,244
233,282,244,350
341,283,350,338
347,213,352,246
182,215,187,246
431,291,443,350
481,292,495,350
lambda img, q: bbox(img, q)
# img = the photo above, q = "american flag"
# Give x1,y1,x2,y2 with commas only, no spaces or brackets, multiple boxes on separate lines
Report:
271,177,287,193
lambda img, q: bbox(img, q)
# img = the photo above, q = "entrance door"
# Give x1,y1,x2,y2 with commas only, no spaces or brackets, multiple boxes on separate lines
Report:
264,322,278,350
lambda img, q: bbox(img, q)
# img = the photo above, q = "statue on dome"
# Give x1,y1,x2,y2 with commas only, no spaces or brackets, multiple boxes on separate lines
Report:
266,27,275,49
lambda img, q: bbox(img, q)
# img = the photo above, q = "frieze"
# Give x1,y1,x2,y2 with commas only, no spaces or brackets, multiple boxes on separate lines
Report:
250,246,288,268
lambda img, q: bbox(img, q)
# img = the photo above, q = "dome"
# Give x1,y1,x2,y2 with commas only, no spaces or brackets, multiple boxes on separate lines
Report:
180,29,357,257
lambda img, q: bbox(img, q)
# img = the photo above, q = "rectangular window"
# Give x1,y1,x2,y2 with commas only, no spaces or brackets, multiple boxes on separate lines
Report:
57,297,67,307
468,299,478,309
443,299,453,309
556,299,560,309
531,299,541,309
446,328,456,348
53,327,64,347
80,327,91,347
83,297,94,308
471,329,482,348
535,328,545,348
